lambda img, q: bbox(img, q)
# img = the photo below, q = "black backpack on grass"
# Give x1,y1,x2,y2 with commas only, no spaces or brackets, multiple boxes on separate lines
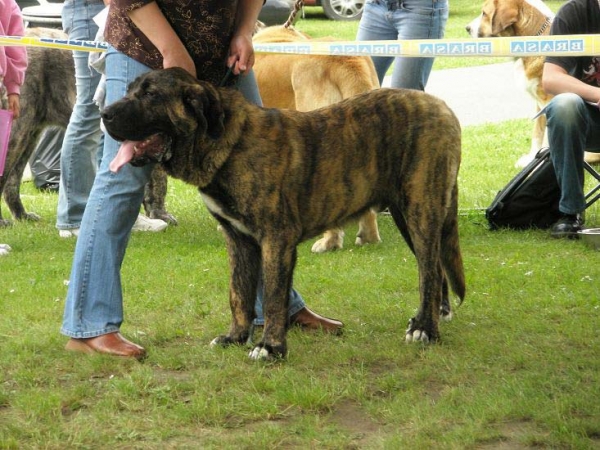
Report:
486,147,561,230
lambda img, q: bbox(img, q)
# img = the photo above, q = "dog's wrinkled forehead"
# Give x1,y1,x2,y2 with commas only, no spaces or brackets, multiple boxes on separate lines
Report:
126,68,197,98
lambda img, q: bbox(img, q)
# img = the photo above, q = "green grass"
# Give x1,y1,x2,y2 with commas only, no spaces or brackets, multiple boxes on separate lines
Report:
2,2,600,448
1,118,599,448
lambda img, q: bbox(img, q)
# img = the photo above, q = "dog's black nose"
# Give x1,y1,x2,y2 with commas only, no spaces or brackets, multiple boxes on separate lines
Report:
101,109,114,123
465,25,471,33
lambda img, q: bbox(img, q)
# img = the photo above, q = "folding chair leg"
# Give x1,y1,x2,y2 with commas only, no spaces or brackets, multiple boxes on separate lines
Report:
584,161,600,209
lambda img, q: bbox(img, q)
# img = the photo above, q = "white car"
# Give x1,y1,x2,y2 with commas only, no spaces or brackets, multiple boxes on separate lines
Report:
17,0,295,28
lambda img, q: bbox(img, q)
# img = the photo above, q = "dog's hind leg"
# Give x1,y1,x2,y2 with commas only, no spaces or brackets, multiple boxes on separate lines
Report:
1,126,44,224
143,166,177,224
388,204,445,343
210,227,260,349
355,208,381,246
311,209,381,253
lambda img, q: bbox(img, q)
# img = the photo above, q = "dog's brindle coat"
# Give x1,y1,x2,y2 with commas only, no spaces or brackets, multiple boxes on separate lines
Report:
103,68,466,360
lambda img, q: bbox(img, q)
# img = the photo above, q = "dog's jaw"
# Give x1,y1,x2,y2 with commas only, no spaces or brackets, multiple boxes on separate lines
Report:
109,134,172,173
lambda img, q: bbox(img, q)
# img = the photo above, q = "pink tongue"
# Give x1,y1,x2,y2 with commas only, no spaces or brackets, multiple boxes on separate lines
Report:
109,140,138,173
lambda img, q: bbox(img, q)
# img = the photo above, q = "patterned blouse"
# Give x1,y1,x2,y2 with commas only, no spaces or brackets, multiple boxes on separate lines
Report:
105,0,239,86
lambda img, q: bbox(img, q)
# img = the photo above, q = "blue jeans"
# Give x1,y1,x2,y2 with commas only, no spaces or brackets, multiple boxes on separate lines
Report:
61,48,305,338
356,0,448,90
544,93,600,215
56,0,105,230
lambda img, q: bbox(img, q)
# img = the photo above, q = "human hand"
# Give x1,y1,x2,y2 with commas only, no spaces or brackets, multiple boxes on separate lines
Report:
227,33,255,76
7,94,20,119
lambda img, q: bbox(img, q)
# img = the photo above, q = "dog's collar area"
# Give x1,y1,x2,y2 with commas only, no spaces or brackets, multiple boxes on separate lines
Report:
536,17,552,36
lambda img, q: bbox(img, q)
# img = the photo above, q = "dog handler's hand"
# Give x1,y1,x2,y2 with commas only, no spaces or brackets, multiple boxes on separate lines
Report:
227,33,255,76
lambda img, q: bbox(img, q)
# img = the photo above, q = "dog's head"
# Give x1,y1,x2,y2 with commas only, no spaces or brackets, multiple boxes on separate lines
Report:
466,0,553,38
104,67,225,172
466,0,520,38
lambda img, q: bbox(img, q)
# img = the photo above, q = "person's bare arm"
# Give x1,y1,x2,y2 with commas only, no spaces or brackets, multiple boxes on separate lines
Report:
127,2,196,77
227,0,264,75
543,62,600,107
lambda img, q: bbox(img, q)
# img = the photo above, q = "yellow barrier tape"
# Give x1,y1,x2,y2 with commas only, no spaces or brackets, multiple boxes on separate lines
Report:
0,34,599,57
255,34,600,58
0,35,107,52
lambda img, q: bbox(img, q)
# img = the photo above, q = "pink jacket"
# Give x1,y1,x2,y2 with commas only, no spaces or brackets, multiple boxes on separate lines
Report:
0,0,27,96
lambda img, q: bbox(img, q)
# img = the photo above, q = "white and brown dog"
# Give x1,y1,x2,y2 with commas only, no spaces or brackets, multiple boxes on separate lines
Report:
467,0,555,167
467,0,600,167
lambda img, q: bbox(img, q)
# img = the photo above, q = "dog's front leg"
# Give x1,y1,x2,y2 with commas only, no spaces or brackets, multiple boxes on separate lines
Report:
248,240,295,361
211,230,260,348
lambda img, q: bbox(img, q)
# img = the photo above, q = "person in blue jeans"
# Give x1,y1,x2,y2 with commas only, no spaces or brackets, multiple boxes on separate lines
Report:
541,0,600,239
356,0,449,90
56,0,168,238
55,0,105,238
61,0,342,359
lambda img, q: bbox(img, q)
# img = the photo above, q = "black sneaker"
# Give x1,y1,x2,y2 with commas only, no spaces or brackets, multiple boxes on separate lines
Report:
550,214,584,239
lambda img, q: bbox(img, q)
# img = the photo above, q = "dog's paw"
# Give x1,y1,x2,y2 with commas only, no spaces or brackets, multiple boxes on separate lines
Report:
311,231,344,253
440,299,453,322
440,309,453,322
210,334,246,348
0,219,13,228
21,212,41,222
405,318,437,344
355,234,381,246
149,209,178,225
405,329,429,344
248,343,286,361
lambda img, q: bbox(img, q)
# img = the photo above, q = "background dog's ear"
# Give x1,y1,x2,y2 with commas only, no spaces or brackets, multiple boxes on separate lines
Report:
492,5,518,36
184,83,225,139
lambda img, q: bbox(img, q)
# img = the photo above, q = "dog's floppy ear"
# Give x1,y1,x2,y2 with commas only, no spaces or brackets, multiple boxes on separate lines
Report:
184,82,225,140
491,2,518,35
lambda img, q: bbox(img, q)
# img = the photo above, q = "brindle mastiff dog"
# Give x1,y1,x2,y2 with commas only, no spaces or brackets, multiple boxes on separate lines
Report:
105,68,466,360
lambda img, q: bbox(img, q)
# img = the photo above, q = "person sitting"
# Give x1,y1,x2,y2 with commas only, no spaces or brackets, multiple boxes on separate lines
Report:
542,0,600,238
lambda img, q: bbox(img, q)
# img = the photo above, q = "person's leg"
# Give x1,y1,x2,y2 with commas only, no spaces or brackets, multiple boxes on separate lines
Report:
388,0,448,90
56,0,105,233
61,48,154,346
356,1,397,86
546,93,600,237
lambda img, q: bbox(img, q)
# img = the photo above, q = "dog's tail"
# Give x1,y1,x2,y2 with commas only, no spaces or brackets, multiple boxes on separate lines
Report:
442,186,466,305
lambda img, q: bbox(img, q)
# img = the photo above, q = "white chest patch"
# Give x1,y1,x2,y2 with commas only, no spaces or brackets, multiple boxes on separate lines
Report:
200,192,255,238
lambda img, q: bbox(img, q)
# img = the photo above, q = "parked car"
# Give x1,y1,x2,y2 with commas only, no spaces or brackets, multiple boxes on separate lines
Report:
303,0,364,21
16,0,295,29
18,0,62,28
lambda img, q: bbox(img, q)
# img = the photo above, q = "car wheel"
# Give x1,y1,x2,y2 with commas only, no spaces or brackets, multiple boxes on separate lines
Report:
321,0,364,21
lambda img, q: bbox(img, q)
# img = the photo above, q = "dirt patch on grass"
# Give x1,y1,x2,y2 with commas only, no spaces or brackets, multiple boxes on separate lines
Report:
476,420,551,449
327,398,382,447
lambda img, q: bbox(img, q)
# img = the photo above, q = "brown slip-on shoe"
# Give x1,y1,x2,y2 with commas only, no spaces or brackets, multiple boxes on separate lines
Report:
65,332,146,360
290,307,343,335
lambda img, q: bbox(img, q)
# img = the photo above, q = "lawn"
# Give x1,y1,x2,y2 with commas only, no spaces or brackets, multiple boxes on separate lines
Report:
1,0,599,448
